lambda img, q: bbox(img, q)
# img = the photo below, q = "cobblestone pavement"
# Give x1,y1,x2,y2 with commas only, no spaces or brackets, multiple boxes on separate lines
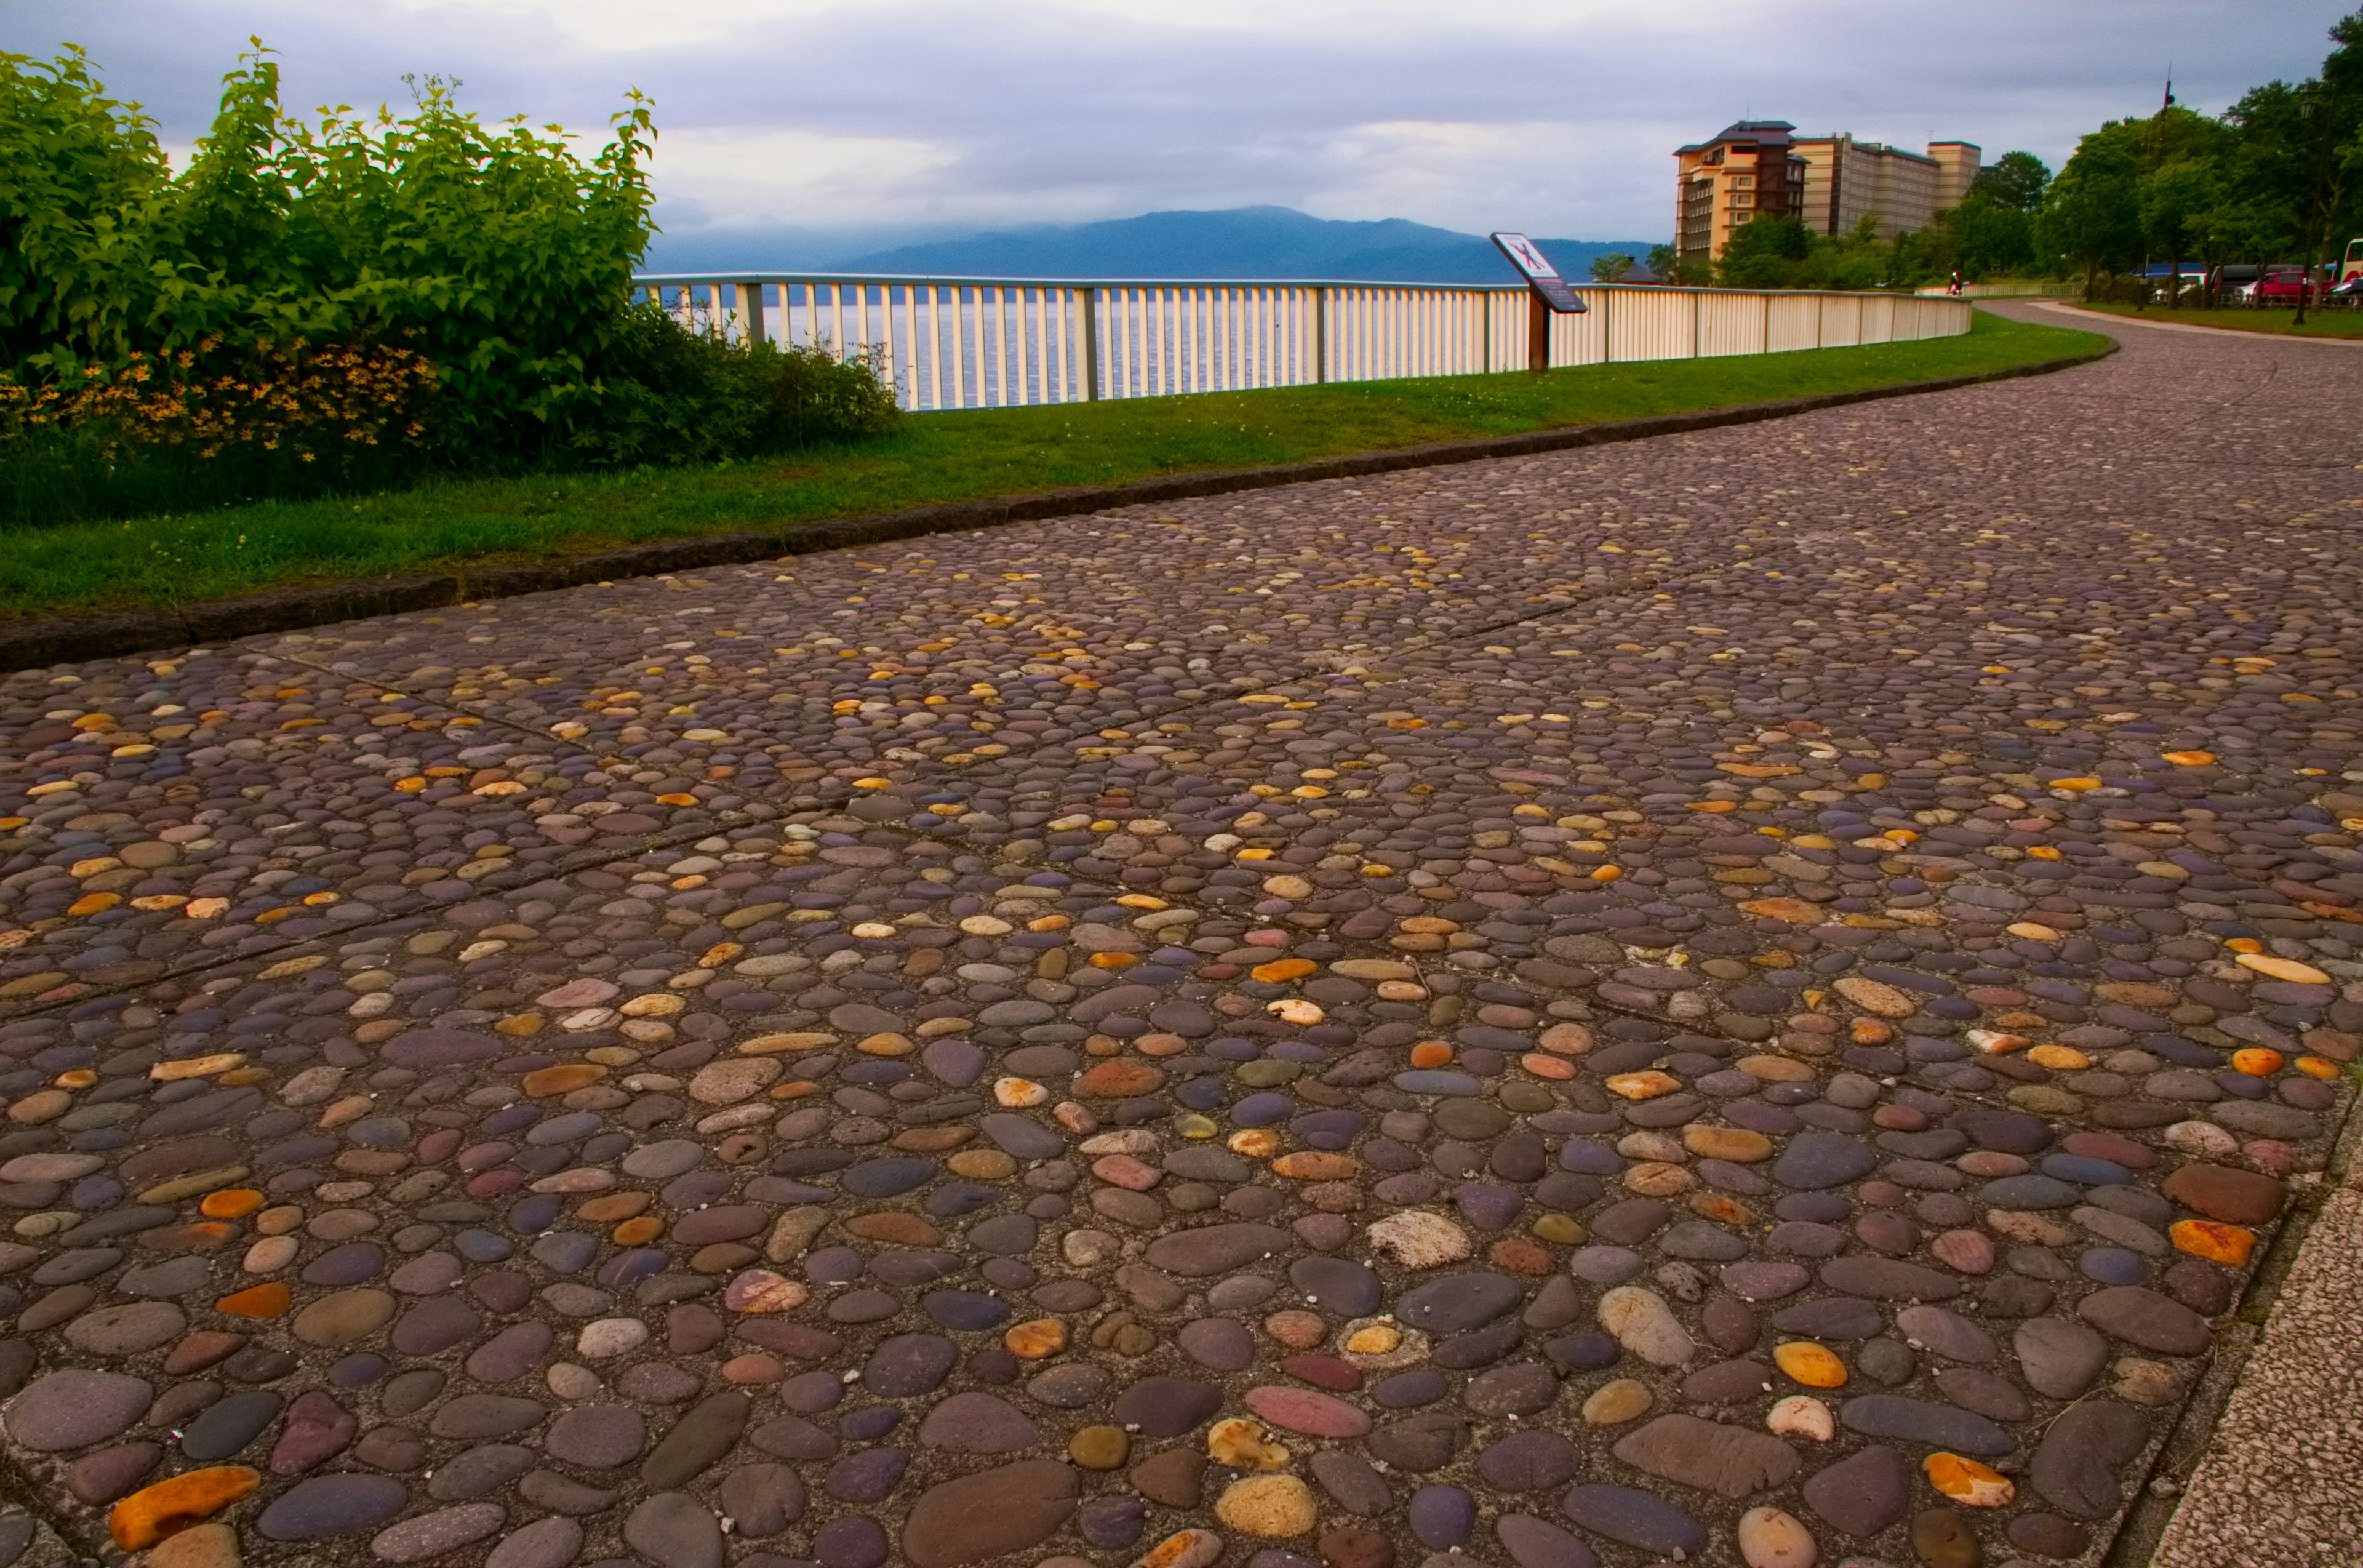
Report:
0,302,2356,1568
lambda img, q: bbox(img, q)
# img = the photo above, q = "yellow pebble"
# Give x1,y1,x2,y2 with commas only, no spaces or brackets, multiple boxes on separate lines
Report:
1773,1341,1849,1388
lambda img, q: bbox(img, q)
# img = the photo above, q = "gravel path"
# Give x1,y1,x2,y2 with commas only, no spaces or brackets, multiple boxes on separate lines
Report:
0,300,2354,1568
2151,1146,2363,1568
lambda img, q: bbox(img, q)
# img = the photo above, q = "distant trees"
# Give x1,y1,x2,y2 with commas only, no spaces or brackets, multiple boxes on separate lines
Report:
2028,10,2363,302
1702,10,2363,299
1949,151,2048,278
1706,153,2053,292
1588,253,1636,282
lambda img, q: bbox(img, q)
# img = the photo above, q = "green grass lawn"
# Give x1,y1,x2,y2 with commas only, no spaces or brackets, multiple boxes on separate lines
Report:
1,309,2101,620
2071,301,2363,339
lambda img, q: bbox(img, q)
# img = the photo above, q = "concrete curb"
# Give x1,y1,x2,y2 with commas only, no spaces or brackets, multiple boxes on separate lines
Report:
2041,298,2363,345
0,336,2115,674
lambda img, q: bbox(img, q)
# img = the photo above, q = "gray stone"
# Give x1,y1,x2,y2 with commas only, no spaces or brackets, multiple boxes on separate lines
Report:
1801,1444,1911,1537
1558,1485,1707,1556
624,1492,724,1568
258,1474,411,1540
900,1460,1078,1568
1839,1394,2012,1455
919,1391,1040,1453
1611,1414,1801,1498
1143,1223,1289,1277
4,1370,151,1452
2016,1318,2112,1399
2031,1399,2151,1518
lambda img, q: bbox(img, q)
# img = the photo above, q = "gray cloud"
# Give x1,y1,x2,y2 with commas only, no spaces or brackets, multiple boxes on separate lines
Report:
4,0,2346,249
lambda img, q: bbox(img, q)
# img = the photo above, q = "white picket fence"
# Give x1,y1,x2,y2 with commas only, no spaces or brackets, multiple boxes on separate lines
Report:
630,273,1971,413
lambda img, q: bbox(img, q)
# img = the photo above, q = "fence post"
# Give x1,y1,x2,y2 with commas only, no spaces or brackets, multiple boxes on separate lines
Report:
1692,290,1702,358
1527,290,1549,373
738,281,767,345
1081,287,1101,401
1316,288,1329,384
1482,292,1492,374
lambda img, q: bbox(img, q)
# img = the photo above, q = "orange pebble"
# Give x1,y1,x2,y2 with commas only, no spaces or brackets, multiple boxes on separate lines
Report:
611,1217,664,1246
2295,1056,2340,1081
1088,951,1137,969
2171,1218,2257,1267
1773,1342,1848,1388
1924,1452,2015,1508
2230,1048,2284,1078
214,1282,291,1319
1271,1151,1361,1180
520,1063,606,1097
110,1466,260,1550
1005,1319,1068,1358
1409,1041,1455,1069
1521,1052,1575,1081
1250,958,1317,983
199,1188,265,1219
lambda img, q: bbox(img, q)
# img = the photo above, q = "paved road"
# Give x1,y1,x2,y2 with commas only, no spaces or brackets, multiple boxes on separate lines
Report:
0,303,2355,1568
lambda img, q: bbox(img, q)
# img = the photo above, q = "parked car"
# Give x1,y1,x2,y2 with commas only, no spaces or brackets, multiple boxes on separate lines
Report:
2210,263,2260,298
2249,266,2327,304
2329,274,2363,303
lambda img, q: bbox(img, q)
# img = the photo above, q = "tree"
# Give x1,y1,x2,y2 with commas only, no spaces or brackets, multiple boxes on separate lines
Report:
1943,151,2048,279
1588,253,1635,282
2041,119,2145,298
2142,154,2222,305
1716,215,1813,287
1971,151,2050,212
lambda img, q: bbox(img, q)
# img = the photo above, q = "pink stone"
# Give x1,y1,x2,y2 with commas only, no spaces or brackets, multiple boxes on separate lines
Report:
1092,1155,1162,1193
1242,1385,1371,1439
721,1353,785,1383
1929,1229,1995,1274
2244,1140,2297,1178
535,977,620,1009
726,1270,809,1314
1956,1151,2029,1178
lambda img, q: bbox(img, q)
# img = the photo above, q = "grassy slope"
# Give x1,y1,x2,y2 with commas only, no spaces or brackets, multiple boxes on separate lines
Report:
2071,302,2363,340
1,310,2101,618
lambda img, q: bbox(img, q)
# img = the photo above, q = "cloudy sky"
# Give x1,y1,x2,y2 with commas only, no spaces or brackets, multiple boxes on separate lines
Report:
4,0,2348,253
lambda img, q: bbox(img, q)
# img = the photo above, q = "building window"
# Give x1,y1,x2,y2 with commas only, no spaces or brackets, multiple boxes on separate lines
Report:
1734,175,1754,188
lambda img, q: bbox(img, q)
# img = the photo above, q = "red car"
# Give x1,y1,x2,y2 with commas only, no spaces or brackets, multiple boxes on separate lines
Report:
2248,266,2327,304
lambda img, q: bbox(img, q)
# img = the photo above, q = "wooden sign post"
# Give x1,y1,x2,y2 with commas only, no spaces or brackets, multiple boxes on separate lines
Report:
1490,233,1587,373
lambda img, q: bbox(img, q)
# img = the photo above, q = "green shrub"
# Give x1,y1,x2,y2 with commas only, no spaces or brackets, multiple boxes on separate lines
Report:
570,302,899,468
0,44,654,454
0,42,900,524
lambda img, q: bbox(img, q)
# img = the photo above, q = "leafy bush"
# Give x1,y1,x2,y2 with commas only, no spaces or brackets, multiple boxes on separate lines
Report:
0,42,898,526
572,302,902,468
1,45,654,450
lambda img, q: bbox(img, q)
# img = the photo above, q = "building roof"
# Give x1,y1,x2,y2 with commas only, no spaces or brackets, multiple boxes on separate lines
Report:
1676,120,1797,156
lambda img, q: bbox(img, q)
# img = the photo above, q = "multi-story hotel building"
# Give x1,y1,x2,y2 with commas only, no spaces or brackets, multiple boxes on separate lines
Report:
1676,121,1981,263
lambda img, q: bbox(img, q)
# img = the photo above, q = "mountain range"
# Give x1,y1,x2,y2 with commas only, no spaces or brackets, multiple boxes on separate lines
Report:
642,206,1663,284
